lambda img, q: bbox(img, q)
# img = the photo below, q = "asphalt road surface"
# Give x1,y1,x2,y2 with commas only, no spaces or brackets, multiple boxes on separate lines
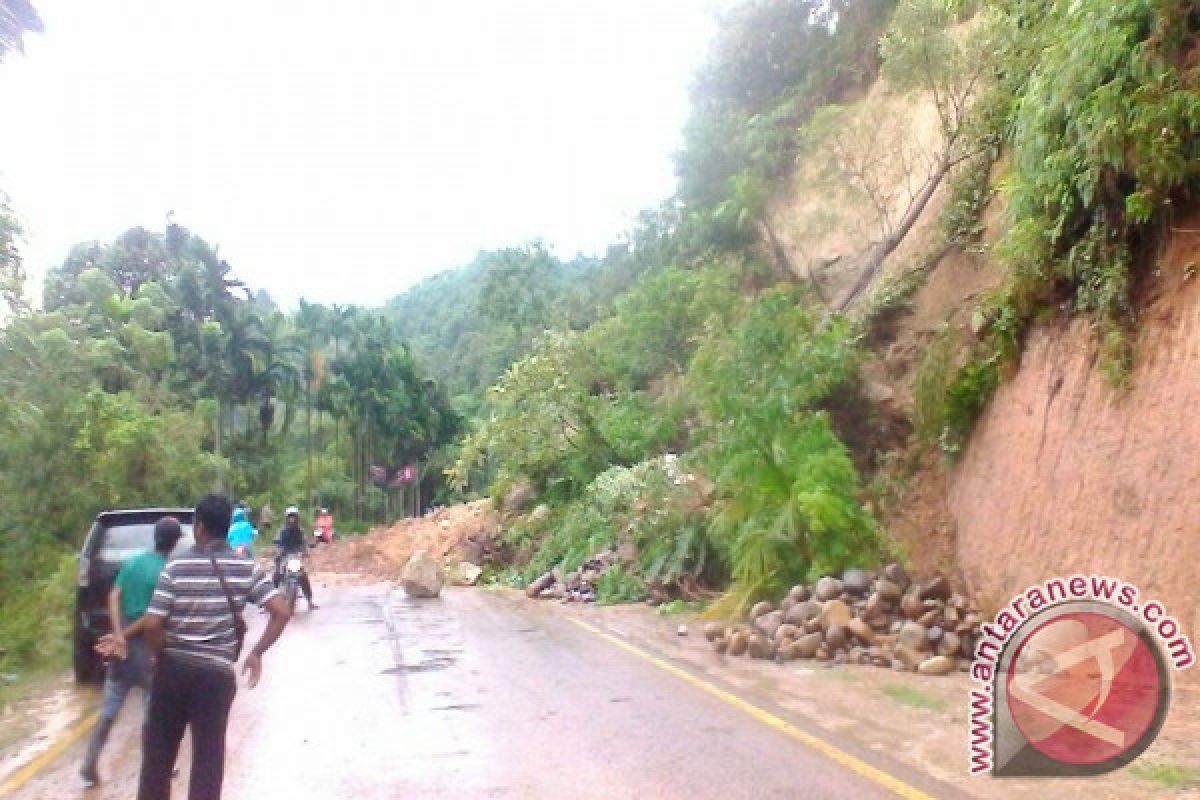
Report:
3,584,964,799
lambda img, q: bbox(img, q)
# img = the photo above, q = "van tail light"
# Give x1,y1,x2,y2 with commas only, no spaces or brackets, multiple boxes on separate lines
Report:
77,555,90,587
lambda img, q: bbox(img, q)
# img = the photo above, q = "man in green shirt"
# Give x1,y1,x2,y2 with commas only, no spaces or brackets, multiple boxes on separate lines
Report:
80,516,182,787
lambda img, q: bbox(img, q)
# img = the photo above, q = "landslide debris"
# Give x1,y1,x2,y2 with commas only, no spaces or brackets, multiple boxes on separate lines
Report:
708,563,984,676
312,500,499,580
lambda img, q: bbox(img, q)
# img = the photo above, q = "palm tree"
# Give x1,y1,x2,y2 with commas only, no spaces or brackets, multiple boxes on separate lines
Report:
326,304,358,466
294,299,327,500
252,311,304,445
0,0,42,61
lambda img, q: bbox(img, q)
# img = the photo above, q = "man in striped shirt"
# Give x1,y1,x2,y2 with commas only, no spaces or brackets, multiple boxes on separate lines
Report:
137,493,291,800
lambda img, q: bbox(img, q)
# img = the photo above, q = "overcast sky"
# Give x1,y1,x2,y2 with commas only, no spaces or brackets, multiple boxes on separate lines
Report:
0,1,720,308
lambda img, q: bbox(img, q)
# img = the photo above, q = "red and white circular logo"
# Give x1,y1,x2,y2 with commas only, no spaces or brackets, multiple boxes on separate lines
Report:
1002,606,1169,772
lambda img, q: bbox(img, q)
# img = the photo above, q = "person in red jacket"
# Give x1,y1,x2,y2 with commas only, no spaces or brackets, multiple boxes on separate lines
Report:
313,507,334,545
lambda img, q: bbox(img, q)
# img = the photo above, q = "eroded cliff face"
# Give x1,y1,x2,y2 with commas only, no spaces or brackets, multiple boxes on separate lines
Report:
949,234,1200,645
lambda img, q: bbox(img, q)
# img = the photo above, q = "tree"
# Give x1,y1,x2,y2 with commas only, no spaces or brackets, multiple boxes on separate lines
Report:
0,191,27,312
690,289,878,607
449,330,620,500
294,299,327,498
253,311,304,443
804,0,1004,310
477,241,562,337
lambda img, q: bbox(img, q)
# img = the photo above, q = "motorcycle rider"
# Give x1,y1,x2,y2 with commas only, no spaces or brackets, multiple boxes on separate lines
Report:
274,506,317,610
313,507,334,545
227,506,257,556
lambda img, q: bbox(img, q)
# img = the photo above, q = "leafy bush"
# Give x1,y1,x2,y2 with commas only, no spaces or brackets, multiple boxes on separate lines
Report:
996,0,1200,361
690,289,880,607
0,549,74,672
518,456,715,591
595,565,648,605
938,357,1000,456
912,327,960,444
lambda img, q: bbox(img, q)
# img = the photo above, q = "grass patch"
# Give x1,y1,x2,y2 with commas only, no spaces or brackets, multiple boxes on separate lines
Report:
654,598,709,615
1128,760,1200,790
881,683,947,712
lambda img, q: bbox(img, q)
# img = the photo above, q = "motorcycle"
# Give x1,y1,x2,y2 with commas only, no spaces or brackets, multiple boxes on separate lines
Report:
312,528,334,546
277,554,306,613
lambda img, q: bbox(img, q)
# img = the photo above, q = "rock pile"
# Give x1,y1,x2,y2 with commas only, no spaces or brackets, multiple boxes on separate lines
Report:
706,564,984,676
525,547,619,602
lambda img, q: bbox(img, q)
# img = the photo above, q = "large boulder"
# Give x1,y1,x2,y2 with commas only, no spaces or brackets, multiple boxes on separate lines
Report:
897,621,930,652
842,568,871,595
937,632,962,658
402,550,445,598
785,600,823,626
917,655,957,676
750,601,775,620
791,632,824,659
847,618,876,645
754,610,785,640
874,579,903,602
920,575,952,601
818,599,853,629
814,576,844,602
883,562,910,589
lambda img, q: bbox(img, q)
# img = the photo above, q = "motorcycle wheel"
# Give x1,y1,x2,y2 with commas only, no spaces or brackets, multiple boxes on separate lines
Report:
283,582,297,614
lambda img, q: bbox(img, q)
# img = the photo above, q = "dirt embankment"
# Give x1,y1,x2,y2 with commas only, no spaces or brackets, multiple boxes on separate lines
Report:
313,500,498,580
949,230,1200,644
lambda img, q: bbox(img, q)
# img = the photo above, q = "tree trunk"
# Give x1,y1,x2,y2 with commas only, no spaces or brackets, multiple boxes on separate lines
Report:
214,395,225,492
757,218,796,283
836,158,952,313
305,382,312,505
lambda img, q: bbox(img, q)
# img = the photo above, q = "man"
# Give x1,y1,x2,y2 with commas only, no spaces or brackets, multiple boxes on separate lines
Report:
137,493,290,800
274,505,317,609
79,517,182,787
258,502,274,531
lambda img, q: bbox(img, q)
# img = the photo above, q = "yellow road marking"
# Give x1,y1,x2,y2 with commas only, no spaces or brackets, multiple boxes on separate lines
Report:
568,617,936,800
0,711,98,797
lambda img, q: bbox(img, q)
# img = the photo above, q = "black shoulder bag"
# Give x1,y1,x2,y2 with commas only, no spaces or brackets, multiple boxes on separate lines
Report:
207,552,248,661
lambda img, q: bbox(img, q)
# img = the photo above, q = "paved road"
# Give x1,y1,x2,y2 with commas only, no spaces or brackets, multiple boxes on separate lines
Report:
4,584,963,799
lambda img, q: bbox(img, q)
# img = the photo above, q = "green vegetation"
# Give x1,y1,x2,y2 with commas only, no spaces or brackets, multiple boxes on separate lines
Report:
0,220,461,680
1129,760,1200,790
3,0,1197,685
692,290,880,607
880,683,948,712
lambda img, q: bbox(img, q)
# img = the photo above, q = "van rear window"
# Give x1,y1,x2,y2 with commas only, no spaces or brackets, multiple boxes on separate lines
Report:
97,523,195,564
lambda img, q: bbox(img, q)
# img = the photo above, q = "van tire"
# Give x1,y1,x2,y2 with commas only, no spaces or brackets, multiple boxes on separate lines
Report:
74,634,102,684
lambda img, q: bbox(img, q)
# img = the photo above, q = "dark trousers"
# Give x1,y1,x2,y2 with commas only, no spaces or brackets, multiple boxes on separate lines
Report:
137,655,236,800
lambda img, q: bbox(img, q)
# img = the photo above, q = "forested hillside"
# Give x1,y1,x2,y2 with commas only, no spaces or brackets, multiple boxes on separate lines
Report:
391,0,1200,615
2,0,1199,683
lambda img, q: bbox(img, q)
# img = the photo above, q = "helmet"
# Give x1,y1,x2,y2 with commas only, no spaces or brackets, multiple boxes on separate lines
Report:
285,505,300,517
319,507,328,514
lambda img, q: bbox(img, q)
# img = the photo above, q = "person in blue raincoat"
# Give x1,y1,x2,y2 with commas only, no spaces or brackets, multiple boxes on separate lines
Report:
227,506,258,556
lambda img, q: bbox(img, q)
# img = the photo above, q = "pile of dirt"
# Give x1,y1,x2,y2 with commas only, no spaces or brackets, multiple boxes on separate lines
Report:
313,500,498,580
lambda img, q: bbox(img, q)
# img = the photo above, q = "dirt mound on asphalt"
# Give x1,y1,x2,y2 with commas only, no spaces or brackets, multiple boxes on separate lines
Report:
312,500,498,580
